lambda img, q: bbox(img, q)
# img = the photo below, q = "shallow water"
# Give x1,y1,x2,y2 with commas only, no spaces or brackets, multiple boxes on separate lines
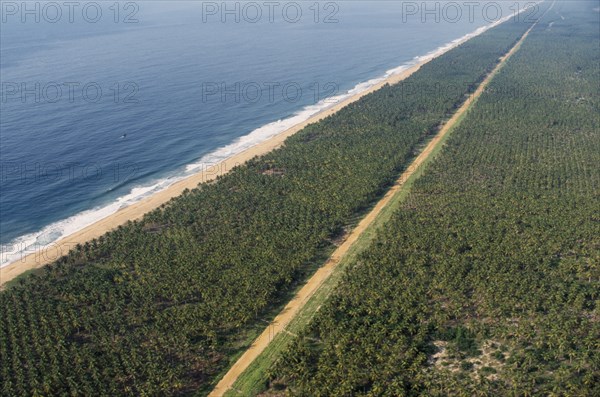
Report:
0,1,534,264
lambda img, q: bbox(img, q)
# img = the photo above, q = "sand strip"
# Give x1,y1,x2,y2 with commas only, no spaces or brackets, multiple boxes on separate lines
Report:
0,4,539,285
208,9,547,395
1,38,466,285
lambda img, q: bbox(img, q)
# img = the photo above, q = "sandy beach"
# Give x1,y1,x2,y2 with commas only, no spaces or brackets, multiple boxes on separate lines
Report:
0,24,499,285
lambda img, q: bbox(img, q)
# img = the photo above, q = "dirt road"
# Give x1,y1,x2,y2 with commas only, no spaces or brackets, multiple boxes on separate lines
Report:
208,14,543,397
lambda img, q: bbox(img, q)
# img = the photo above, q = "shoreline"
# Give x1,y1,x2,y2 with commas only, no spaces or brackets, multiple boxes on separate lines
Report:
0,18,511,285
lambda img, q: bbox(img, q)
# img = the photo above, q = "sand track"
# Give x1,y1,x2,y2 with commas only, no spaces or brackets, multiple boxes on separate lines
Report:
208,12,545,396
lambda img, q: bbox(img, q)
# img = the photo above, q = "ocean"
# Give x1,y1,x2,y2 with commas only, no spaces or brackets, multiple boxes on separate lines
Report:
0,1,535,265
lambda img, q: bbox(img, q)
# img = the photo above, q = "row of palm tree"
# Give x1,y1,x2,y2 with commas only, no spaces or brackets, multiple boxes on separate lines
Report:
272,2,599,395
0,13,541,397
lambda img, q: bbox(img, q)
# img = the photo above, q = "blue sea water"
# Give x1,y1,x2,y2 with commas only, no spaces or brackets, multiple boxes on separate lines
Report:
0,1,534,265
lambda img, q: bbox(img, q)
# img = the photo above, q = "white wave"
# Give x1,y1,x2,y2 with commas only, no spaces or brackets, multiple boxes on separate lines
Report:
1,4,539,268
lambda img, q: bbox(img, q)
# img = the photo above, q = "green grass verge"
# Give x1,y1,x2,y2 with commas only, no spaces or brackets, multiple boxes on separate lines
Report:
222,103,474,397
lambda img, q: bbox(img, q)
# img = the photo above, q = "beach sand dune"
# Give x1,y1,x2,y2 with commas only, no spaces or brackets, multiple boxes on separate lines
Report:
0,9,525,285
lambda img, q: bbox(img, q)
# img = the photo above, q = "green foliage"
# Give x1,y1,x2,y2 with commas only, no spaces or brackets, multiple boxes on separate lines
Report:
441,326,480,357
272,1,600,396
0,10,537,397
480,367,497,375
460,362,474,372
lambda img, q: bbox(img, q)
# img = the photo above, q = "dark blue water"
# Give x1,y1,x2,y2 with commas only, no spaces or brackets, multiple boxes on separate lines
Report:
0,1,531,264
